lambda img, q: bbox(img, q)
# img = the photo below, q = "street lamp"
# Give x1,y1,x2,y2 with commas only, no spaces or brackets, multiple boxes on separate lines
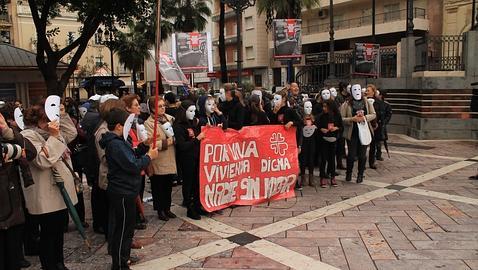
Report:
328,0,335,79
97,26,116,91
406,0,414,36
221,0,256,88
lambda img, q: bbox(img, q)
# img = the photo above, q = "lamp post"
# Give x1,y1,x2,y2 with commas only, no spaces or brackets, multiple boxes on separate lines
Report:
328,0,335,79
406,0,414,36
472,0,476,30
97,27,116,92
221,0,256,88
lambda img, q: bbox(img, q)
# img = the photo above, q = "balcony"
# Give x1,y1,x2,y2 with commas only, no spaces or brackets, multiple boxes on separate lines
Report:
212,9,236,22
0,12,11,26
302,8,427,44
212,35,238,46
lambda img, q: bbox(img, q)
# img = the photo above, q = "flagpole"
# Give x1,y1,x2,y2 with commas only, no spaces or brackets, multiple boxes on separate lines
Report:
152,0,161,148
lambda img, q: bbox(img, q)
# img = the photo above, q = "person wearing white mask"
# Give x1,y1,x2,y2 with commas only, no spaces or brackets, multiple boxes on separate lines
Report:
297,101,317,188
197,95,226,128
173,100,205,220
340,84,376,183
321,89,331,101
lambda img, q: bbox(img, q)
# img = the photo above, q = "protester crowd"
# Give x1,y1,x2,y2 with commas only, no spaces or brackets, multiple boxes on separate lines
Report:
0,81,392,270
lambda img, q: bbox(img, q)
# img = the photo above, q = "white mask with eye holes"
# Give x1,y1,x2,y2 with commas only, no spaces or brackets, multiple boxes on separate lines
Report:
45,95,61,122
273,94,282,108
304,101,312,115
351,84,362,101
205,99,215,114
186,105,196,121
218,89,226,102
321,89,331,101
161,122,174,138
329,87,337,98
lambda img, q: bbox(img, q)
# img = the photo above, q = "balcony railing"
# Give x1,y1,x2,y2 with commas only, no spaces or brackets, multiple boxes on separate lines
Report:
304,8,426,35
414,35,465,72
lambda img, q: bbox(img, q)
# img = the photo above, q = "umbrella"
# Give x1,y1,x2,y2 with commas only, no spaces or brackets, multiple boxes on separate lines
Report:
383,140,391,158
53,169,91,249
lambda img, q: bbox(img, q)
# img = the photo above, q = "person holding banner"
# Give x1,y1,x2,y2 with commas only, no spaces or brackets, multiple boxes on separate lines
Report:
145,96,177,221
341,84,376,183
318,100,344,188
245,94,270,126
173,100,205,220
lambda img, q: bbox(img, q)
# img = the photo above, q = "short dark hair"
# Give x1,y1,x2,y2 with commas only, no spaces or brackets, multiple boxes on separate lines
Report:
106,108,129,131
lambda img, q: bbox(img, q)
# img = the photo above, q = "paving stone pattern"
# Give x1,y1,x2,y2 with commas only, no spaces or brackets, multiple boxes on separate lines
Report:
24,135,478,270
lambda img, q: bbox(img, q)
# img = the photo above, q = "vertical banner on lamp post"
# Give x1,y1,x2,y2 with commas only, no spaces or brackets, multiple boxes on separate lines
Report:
273,19,302,59
172,32,213,73
158,52,189,86
353,43,380,77
199,125,299,212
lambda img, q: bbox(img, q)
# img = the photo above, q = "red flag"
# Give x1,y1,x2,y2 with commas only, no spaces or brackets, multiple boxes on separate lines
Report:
152,0,162,148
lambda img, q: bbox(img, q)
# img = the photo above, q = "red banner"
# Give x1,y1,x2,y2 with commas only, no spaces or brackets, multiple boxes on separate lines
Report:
200,125,299,212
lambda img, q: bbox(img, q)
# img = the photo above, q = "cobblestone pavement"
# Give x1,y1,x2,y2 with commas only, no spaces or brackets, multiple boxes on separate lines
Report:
25,134,478,270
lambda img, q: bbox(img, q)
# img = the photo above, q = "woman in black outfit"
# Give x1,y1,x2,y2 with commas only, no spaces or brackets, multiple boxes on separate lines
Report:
173,100,205,220
317,100,344,188
245,94,270,126
269,90,302,130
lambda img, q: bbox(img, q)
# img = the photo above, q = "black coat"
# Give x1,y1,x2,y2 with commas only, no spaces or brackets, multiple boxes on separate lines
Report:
0,128,36,230
219,98,245,130
173,119,201,165
372,98,389,141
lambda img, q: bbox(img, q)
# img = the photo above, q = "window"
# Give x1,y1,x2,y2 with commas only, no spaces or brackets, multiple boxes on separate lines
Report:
254,74,262,87
384,3,400,22
361,8,372,25
245,16,254,30
245,46,254,60
333,14,345,29
95,56,103,67
233,50,238,62
0,30,11,44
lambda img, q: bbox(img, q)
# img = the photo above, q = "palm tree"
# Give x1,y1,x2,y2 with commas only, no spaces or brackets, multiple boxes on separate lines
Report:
256,0,320,30
114,22,151,94
219,1,228,83
173,0,212,32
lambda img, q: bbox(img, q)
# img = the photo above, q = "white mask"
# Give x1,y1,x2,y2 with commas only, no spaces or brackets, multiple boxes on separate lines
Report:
123,114,135,141
136,123,148,142
362,88,367,94
161,122,174,138
79,107,87,119
321,89,331,101
273,94,282,107
186,105,196,120
45,95,61,122
14,108,24,130
304,101,312,115
351,84,362,101
219,89,226,102
329,87,337,98
301,94,309,103
346,84,352,94
205,99,215,114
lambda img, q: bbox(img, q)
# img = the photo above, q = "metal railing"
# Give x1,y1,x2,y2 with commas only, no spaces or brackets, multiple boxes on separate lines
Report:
414,35,465,71
296,47,398,90
304,8,426,35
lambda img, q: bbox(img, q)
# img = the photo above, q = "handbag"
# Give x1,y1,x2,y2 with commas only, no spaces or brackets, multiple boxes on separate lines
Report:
357,118,372,146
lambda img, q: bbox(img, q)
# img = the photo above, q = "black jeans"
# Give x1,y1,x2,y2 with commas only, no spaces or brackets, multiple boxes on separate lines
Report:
180,160,200,209
150,174,174,212
320,140,337,178
91,184,109,235
108,193,136,270
336,136,346,159
0,225,23,270
300,137,316,175
37,209,68,270
346,126,367,176
375,141,383,159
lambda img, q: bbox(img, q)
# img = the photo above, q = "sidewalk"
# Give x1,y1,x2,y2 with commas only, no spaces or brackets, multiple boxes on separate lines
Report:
25,135,478,270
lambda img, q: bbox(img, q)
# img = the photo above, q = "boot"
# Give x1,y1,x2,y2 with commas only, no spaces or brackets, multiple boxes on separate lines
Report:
331,177,338,187
345,172,352,182
187,205,201,220
157,211,169,221
320,178,327,188
336,157,346,170
356,174,364,183
308,174,316,187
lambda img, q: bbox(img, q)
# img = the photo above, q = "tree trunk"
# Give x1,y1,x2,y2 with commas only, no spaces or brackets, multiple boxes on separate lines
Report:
132,67,138,94
219,1,228,83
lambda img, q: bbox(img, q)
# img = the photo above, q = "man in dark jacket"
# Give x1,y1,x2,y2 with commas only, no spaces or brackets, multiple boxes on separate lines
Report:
99,108,158,270
375,90,392,160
